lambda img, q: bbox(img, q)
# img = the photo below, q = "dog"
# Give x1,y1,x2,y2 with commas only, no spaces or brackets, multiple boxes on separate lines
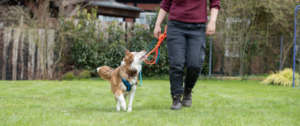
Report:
97,49,147,112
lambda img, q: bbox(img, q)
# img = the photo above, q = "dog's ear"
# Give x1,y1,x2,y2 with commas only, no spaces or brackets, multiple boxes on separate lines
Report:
125,49,130,55
124,49,133,65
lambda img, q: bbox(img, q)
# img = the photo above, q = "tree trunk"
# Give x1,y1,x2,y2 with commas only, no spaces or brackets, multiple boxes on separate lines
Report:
281,38,294,70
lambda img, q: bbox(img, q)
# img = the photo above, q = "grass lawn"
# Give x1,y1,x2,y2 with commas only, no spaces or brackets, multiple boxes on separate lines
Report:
0,79,299,126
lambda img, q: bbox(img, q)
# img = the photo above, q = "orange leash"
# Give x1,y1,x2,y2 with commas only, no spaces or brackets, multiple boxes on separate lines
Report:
144,26,167,65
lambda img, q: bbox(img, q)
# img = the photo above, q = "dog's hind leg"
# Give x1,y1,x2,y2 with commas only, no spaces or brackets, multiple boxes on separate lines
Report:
117,100,121,111
115,90,126,111
116,97,120,111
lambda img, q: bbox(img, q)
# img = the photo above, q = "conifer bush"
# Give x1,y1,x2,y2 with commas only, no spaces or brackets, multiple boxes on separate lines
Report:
261,68,299,87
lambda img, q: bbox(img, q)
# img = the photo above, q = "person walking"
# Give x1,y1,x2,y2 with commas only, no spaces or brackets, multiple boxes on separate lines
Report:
154,0,220,110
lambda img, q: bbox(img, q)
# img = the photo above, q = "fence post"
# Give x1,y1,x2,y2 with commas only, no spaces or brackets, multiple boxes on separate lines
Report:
209,36,212,76
293,5,300,88
279,35,283,71
2,27,12,80
19,15,24,80
12,28,21,81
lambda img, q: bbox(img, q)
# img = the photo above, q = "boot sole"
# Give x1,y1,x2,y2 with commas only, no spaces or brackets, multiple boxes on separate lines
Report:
182,100,192,107
182,105,191,107
170,107,182,110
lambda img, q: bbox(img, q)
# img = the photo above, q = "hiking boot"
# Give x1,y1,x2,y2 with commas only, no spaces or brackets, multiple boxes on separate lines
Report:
170,94,182,110
182,87,192,107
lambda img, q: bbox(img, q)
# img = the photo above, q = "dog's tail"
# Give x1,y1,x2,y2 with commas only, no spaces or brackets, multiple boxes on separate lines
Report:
97,66,114,81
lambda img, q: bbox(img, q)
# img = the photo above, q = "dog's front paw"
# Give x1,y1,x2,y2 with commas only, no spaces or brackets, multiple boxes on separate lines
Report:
127,106,132,112
121,103,126,111
122,106,126,111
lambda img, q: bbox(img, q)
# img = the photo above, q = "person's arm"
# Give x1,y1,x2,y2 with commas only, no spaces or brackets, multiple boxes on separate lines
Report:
154,0,172,39
206,0,220,36
206,8,219,36
154,9,168,39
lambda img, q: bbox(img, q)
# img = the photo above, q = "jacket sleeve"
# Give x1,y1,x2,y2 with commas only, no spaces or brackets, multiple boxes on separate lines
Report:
209,0,220,10
160,0,173,12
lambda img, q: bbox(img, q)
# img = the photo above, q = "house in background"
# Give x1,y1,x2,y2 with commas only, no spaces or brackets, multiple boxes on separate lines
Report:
116,0,162,23
1,0,146,23
1,0,162,24
55,0,161,24
55,0,145,22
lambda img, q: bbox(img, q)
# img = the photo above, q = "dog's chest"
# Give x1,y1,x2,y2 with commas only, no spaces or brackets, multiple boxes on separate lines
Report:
121,77,137,90
120,79,137,95
122,84,137,98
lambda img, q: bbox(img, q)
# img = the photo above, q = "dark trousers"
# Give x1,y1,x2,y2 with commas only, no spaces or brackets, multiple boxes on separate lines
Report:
166,20,206,96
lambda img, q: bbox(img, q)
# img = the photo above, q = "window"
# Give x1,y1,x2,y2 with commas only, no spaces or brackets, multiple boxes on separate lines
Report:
139,17,145,24
225,37,240,57
135,12,156,24
224,18,250,57
98,15,123,22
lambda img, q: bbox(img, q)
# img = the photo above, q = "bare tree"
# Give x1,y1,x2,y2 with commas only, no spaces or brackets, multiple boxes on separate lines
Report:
215,0,297,75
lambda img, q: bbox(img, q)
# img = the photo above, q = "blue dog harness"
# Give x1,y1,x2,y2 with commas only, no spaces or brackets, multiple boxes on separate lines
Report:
122,78,133,92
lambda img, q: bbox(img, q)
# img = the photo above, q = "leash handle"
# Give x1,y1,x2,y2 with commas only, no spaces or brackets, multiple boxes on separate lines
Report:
139,26,167,86
144,26,167,65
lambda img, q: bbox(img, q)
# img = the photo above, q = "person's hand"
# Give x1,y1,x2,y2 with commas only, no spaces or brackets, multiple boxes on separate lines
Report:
206,21,216,36
154,25,161,39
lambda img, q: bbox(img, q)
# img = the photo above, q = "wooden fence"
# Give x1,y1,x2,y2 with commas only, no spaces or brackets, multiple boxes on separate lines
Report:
0,21,149,80
0,27,55,80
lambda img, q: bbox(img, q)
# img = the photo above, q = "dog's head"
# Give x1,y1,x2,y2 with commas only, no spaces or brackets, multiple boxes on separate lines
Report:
122,49,147,66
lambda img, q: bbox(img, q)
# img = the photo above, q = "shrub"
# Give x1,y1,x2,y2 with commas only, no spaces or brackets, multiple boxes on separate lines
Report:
63,72,75,80
98,41,126,67
67,8,103,71
76,70,91,80
261,68,300,87
67,8,219,78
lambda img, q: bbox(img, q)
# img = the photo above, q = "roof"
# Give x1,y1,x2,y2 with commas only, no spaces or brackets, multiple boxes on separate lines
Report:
84,1,143,12
52,0,144,18
116,0,162,4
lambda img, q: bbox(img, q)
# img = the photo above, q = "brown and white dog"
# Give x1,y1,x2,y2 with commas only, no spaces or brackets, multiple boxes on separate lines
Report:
97,49,147,112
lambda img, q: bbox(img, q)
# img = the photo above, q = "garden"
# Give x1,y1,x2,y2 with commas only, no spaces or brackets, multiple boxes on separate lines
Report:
1,0,300,125
1,80,299,125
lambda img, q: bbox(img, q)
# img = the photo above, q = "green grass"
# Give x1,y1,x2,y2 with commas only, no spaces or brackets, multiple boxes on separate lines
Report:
0,80,299,126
